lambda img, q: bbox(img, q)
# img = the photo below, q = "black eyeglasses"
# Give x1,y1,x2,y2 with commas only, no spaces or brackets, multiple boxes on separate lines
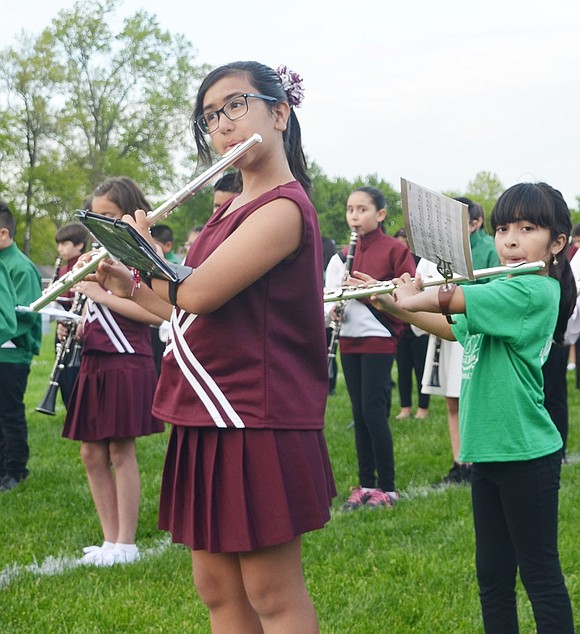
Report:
192,93,277,135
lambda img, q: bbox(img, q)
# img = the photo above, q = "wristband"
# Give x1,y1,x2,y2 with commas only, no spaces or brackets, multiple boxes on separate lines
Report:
168,280,180,307
438,283,457,324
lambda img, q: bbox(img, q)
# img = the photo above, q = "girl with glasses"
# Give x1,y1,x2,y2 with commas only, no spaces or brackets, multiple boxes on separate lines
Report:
92,61,334,633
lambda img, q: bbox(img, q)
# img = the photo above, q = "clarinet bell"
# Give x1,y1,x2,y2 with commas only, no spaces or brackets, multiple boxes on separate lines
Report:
36,381,59,416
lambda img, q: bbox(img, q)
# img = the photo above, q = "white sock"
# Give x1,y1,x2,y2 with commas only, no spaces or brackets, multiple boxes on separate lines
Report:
101,541,115,550
114,543,138,554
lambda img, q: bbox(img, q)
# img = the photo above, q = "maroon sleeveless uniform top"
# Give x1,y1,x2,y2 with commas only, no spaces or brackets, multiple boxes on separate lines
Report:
339,228,417,354
153,181,327,430
57,256,81,309
83,298,154,356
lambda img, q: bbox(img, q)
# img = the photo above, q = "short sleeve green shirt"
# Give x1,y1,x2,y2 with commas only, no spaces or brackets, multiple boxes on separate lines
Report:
451,274,563,462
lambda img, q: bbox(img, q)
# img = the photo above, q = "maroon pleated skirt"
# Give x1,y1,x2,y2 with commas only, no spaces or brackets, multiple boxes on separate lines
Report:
63,352,165,441
158,425,336,553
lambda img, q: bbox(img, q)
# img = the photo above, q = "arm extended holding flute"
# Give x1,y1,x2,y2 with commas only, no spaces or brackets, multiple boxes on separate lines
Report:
93,196,305,316
26,134,263,313
350,270,460,341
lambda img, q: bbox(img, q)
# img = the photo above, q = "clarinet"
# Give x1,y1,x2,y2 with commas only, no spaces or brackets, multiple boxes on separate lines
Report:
327,228,359,379
50,256,63,287
36,291,87,416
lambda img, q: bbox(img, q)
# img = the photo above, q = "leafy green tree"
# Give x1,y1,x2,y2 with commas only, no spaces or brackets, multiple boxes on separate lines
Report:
48,0,208,192
0,0,207,260
465,171,504,232
0,32,63,254
311,163,401,245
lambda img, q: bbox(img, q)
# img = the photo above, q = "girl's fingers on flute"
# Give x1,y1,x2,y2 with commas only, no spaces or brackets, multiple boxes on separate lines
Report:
351,270,377,285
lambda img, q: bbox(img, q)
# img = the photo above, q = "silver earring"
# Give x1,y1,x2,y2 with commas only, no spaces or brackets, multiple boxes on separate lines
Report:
552,254,558,265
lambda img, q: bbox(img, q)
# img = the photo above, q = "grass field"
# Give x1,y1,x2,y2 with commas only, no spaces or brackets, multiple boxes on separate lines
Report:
1,330,579,633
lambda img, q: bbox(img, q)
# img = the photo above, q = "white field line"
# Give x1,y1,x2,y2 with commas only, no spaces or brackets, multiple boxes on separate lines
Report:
0,535,173,590
3,456,578,589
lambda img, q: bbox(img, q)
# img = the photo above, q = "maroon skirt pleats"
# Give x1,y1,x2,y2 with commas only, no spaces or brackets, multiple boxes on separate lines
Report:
63,352,165,441
158,426,336,553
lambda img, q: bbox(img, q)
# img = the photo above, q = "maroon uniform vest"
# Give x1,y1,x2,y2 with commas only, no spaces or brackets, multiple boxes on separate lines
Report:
339,228,417,355
83,298,154,356
57,256,81,309
153,181,327,430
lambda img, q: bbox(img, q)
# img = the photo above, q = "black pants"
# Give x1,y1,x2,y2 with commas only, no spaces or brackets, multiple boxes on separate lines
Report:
471,453,574,633
341,353,395,491
396,327,430,410
0,362,31,480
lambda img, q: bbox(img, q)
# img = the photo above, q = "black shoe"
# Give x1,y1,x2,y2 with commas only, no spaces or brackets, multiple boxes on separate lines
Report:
0,473,26,492
440,462,472,486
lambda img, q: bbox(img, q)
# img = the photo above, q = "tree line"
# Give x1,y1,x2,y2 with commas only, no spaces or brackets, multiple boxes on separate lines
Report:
2,0,574,265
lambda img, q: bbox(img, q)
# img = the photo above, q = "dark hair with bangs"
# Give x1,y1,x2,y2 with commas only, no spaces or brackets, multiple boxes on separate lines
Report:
55,222,90,249
491,182,575,345
88,177,152,219
192,61,311,196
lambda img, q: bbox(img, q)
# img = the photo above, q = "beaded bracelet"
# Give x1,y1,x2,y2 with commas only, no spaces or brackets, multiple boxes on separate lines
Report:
130,269,141,298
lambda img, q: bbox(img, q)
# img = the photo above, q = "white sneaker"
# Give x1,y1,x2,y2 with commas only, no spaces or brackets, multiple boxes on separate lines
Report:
110,545,140,565
82,545,102,555
79,544,140,567
79,548,108,565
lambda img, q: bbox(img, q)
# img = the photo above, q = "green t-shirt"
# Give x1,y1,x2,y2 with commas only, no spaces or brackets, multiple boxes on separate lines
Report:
165,249,181,264
0,242,42,364
0,260,17,345
451,274,563,462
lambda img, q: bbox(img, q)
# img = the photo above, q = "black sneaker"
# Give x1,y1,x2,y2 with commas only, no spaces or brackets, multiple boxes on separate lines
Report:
440,462,472,486
0,473,26,493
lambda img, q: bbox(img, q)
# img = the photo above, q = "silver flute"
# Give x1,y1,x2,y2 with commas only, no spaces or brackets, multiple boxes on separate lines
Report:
323,261,546,302
27,133,262,312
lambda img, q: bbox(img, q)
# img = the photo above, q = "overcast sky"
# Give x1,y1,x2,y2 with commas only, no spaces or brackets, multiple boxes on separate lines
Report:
5,0,580,207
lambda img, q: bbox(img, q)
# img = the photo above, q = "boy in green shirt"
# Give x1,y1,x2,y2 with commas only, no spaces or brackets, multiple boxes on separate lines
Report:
0,200,42,492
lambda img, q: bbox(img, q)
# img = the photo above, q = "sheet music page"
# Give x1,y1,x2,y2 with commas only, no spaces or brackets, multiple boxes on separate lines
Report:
401,178,474,279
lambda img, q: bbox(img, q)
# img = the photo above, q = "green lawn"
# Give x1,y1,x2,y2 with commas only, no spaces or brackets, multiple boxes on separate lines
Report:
1,330,578,633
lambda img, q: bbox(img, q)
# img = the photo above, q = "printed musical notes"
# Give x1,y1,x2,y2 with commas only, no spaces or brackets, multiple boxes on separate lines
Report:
401,178,474,279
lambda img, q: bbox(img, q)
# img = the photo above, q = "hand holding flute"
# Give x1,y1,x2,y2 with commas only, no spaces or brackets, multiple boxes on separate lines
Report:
348,270,463,342
80,209,160,300
349,270,459,313
27,134,262,312
346,259,547,341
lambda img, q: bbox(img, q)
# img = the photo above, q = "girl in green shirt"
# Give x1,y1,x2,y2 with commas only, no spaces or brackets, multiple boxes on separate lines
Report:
356,182,575,633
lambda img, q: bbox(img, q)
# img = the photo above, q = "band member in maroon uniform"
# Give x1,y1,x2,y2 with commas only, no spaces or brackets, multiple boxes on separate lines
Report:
63,177,165,566
92,62,335,632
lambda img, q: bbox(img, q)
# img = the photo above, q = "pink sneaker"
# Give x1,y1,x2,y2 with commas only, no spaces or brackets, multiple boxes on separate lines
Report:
342,486,371,511
365,489,399,509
